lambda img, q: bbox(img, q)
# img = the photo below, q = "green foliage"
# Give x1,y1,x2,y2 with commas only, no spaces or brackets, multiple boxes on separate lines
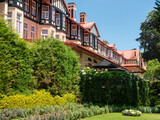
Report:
0,90,76,109
0,18,80,96
0,104,159,120
33,38,80,96
80,70,150,106
144,59,160,81
136,1,160,61
122,109,142,116
0,18,34,95
149,81,160,106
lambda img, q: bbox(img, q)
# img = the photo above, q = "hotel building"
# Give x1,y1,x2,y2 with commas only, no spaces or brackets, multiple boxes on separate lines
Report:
0,0,146,77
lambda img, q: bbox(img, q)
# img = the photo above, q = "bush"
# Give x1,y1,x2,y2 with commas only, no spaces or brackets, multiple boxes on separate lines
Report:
0,18,34,95
80,69,150,106
0,90,76,109
122,109,142,116
0,18,80,96
33,38,80,96
149,81,160,106
0,103,159,120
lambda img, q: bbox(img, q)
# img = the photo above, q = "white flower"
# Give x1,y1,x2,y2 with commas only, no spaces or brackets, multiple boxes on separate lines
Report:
89,77,92,80
105,69,108,71
82,72,86,75
86,67,90,70
81,70,84,72
101,71,103,73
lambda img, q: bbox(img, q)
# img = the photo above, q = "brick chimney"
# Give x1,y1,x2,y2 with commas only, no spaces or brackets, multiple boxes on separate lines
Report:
80,12,87,23
67,2,76,21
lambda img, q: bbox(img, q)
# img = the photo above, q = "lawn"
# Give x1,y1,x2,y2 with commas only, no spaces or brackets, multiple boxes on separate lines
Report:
82,113,160,120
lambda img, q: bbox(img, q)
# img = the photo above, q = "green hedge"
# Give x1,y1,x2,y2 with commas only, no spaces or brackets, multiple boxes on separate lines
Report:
149,81,160,106
80,70,150,106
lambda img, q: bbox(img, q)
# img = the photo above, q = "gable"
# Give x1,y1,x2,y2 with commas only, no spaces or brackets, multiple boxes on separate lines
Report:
53,0,67,14
90,25,98,36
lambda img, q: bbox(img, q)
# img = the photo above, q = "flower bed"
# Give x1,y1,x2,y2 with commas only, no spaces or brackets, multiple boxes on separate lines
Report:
122,109,142,116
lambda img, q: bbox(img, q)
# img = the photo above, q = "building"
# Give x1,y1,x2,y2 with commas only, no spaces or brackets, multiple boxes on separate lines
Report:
0,0,146,76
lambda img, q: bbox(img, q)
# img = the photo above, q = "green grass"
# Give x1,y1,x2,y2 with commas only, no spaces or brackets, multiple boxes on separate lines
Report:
82,113,160,120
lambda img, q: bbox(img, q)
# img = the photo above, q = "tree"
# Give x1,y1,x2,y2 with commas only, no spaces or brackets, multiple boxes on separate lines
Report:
136,0,160,61
144,59,160,81
103,40,109,44
33,38,80,96
0,18,35,95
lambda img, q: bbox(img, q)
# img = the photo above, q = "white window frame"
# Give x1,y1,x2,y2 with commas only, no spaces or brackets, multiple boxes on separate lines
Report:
52,8,55,21
16,13,21,33
23,22,28,39
31,0,36,16
84,33,89,43
42,6,49,19
24,0,29,12
7,12,12,25
56,13,60,26
41,29,48,39
71,24,77,35
63,14,66,28
31,26,35,39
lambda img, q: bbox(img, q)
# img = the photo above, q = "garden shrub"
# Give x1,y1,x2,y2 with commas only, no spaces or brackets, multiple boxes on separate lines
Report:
122,109,142,116
0,18,34,95
80,69,150,106
0,103,159,120
0,18,80,97
149,81,160,106
33,38,80,96
0,90,76,109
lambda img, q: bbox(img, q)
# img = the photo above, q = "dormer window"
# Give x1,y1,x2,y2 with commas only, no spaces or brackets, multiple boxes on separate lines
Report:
42,6,49,19
71,25,77,35
84,33,89,44
31,0,36,16
56,13,60,26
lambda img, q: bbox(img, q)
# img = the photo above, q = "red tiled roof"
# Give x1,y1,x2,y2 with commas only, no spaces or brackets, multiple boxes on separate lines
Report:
80,22,95,29
118,50,140,60
67,17,91,34
80,22,100,37
107,44,115,48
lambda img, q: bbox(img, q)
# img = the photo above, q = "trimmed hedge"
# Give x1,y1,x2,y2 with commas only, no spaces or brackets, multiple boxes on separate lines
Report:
80,69,150,106
149,81,160,106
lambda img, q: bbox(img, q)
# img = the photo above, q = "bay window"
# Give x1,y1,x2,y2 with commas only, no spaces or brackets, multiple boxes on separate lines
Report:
51,30,54,38
31,26,35,39
7,12,12,25
52,8,55,22
41,29,48,39
71,25,77,35
16,13,21,33
23,23,28,39
56,13,60,26
42,6,49,19
31,0,36,16
84,33,89,44
63,14,66,28
24,0,29,12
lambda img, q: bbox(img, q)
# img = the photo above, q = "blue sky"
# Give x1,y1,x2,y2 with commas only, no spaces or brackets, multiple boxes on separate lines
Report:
65,0,155,50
